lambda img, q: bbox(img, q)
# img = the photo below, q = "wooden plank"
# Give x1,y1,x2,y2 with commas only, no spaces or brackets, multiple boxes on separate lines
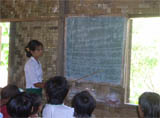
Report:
123,19,132,103
129,14,160,18
8,23,16,84
56,0,66,76
65,14,128,17
0,16,59,22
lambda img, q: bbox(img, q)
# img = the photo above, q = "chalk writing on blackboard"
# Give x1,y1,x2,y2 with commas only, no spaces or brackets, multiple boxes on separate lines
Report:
65,16,127,85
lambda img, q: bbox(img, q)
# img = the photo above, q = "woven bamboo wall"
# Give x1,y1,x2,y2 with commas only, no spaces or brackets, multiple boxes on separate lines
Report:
67,0,160,16
0,0,59,19
8,21,58,88
1,0,160,19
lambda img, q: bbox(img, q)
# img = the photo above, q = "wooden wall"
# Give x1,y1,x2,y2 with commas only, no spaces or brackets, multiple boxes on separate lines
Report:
67,0,160,17
1,0,160,20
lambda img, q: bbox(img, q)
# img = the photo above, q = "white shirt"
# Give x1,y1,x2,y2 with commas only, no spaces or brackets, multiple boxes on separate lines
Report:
42,104,74,118
0,112,3,118
24,57,43,89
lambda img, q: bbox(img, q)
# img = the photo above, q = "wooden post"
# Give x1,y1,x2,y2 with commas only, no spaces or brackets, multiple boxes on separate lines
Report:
8,23,16,84
123,19,132,103
0,26,2,63
56,0,67,76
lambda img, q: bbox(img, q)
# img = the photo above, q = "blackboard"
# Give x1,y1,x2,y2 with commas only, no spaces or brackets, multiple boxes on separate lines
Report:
65,16,127,85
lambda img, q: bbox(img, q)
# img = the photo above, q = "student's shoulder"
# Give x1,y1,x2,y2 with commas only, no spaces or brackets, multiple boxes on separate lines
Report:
43,104,54,109
0,112,3,118
61,105,74,118
43,104,74,112
63,105,74,112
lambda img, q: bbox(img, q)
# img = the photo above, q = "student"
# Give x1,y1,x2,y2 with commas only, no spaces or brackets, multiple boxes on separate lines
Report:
24,40,44,96
0,84,20,118
138,92,160,118
29,93,42,118
72,91,96,118
7,92,32,118
42,76,74,118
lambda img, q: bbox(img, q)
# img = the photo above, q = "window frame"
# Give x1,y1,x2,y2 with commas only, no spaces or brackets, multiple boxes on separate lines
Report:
123,19,133,103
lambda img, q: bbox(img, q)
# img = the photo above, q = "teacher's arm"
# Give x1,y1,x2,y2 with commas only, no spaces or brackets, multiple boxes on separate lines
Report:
34,82,44,88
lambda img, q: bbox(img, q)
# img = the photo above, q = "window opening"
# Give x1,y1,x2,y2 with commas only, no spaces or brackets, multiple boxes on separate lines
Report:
129,18,160,104
0,22,10,88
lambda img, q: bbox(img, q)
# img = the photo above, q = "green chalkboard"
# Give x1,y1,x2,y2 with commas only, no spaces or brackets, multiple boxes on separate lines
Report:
65,16,127,85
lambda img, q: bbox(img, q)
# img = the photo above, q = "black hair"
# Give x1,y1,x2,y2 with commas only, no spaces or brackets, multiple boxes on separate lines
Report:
25,40,43,57
7,92,32,118
29,93,42,115
72,91,96,118
139,92,160,118
45,76,69,105
1,84,20,99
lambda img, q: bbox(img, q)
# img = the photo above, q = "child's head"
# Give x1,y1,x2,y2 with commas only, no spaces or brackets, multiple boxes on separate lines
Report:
29,93,42,116
25,40,43,58
72,91,96,118
138,92,160,118
45,76,69,105
7,92,32,118
1,84,20,105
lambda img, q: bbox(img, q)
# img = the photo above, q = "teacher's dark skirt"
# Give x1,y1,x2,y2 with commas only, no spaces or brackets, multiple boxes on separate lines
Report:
26,88,42,97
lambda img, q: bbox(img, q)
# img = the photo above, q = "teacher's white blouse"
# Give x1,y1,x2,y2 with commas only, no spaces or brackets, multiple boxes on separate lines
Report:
24,57,43,89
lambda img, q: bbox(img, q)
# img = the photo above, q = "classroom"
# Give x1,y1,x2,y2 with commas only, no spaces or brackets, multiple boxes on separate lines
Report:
0,0,160,118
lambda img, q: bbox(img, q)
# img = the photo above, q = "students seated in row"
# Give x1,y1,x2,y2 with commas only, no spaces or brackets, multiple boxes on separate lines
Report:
42,76,74,118
0,84,20,118
3,76,96,118
138,92,160,118
72,91,96,118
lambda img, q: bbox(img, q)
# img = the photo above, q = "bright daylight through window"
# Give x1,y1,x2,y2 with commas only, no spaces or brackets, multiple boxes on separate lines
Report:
0,23,10,88
130,18,160,104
